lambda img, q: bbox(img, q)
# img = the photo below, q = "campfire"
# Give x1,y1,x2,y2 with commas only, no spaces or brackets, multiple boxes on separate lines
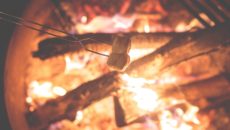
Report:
7,0,228,130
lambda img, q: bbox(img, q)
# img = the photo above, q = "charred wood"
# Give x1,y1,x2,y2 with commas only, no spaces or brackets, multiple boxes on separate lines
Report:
125,23,230,78
113,95,127,127
156,46,230,87
33,33,113,60
33,32,181,60
26,71,122,130
162,73,230,108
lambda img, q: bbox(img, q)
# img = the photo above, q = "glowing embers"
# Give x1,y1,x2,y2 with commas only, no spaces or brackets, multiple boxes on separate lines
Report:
26,47,206,130
127,87,158,112
27,80,66,107
120,74,178,115
119,74,201,130
159,102,200,130
64,55,89,73
121,74,158,112
74,111,84,123
80,16,88,24
128,49,154,61
144,24,150,33
48,97,116,130
28,81,53,98
76,15,135,33
52,86,67,96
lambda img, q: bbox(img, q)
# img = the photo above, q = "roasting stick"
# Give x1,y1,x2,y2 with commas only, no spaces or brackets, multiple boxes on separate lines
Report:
0,11,73,37
0,11,109,57
0,11,138,72
0,11,133,71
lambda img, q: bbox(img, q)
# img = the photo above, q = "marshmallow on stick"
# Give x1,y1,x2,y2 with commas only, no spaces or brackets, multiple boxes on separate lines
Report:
107,34,131,71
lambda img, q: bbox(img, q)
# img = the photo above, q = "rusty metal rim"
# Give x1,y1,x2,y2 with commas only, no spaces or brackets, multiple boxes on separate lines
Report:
0,1,29,130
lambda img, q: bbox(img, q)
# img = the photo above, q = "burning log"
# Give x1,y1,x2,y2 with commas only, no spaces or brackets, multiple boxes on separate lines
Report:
145,46,230,112
33,32,181,60
125,23,230,78
157,45,230,86
162,73,230,106
33,33,112,60
113,73,230,127
26,71,122,130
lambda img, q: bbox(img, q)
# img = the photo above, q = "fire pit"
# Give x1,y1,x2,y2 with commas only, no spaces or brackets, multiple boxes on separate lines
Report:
2,0,230,130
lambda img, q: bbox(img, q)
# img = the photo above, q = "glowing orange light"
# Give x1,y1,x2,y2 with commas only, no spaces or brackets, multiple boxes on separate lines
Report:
128,49,154,61
65,55,85,73
26,97,33,104
121,74,158,111
74,111,84,123
29,80,54,98
144,24,150,33
52,86,67,96
81,16,88,23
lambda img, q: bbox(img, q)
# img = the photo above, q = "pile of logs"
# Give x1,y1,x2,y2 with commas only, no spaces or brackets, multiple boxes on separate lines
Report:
27,23,230,129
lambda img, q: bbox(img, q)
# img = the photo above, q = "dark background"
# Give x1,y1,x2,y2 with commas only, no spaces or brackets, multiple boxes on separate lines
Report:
0,0,28,129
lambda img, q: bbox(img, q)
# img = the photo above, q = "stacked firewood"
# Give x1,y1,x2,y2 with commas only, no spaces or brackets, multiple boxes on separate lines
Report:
26,22,230,130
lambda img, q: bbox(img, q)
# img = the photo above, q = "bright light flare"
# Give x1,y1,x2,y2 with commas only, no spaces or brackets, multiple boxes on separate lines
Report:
183,105,200,125
121,74,201,130
144,24,150,33
52,86,67,96
121,74,158,112
128,49,154,61
65,55,87,73
27,80,67,106
29,81,54,98
159,103,200,130
128,87,158,112
74,111,84,123
121,74,156,85
81,16,88,23
26,97,33,104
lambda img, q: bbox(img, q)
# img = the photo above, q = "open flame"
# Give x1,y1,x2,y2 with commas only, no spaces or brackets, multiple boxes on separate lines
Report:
24,10,216,129
27,80,66,107
64,55,88,73
52,86,67,96
26,50,206,130
129,49,154,61
74,111,84,123
120,74,201,130
129,87,158,112
159,104,200,130
121,74,159,112
28,81,54,98
144,24,150,33
26,59,205,130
